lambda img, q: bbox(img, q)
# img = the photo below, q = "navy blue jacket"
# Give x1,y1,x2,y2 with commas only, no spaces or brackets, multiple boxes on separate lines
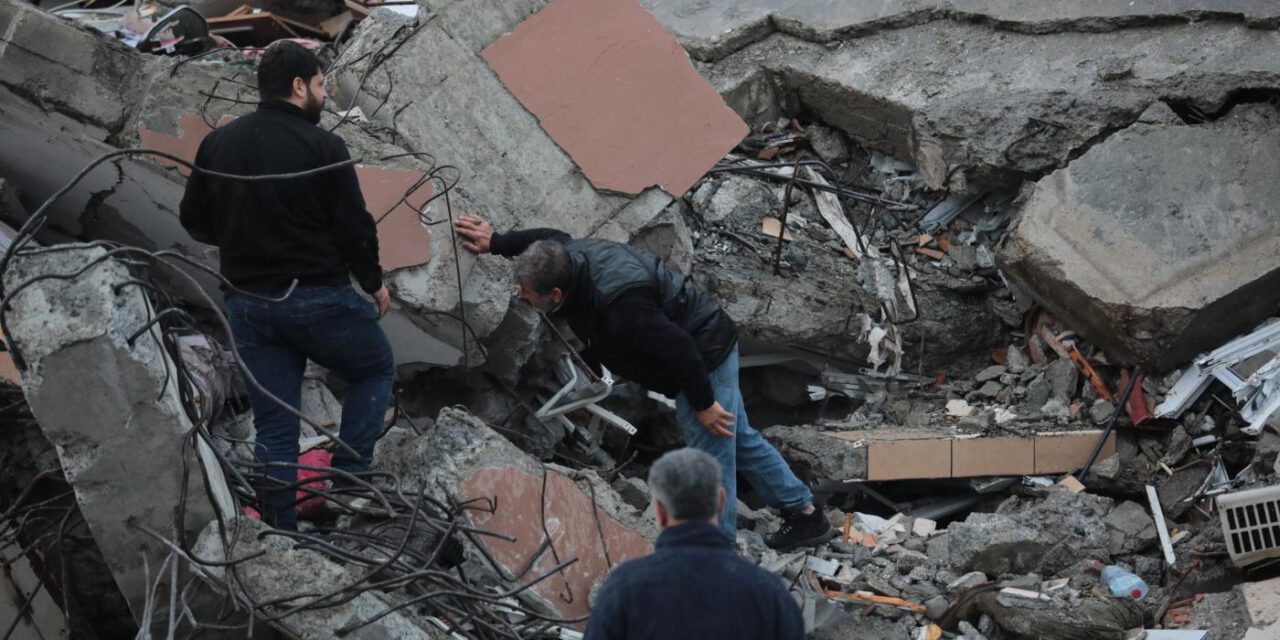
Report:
585,523,804,640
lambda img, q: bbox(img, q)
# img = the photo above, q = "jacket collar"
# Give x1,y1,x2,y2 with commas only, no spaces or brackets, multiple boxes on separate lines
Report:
556,249,589,316
655,522,733,552
257,100,309,121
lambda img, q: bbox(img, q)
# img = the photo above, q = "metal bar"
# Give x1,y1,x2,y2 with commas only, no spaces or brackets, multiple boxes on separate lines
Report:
773,158,802,276
581,403,637,436
1147,484,1177,567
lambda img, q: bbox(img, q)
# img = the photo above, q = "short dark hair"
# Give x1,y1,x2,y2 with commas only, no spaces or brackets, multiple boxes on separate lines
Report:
514,240,572,294
257,41,323,101
648,448,721,522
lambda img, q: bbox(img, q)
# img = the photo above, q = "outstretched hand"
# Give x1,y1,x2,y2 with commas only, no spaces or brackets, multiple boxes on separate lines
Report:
454,215,494,254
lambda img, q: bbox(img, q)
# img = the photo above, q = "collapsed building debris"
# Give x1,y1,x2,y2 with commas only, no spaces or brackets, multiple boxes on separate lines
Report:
3,0,1280,637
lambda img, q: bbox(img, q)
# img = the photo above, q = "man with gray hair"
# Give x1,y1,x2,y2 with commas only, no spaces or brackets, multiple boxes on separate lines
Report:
453,216,834,551
584,448,804,640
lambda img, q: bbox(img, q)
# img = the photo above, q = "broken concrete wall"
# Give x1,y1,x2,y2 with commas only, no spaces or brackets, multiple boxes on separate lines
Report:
1000,104,1280,371
372,406,655,621
2,245,223,622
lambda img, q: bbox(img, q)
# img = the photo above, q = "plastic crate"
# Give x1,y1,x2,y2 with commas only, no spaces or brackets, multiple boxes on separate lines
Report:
1219,484,1280,567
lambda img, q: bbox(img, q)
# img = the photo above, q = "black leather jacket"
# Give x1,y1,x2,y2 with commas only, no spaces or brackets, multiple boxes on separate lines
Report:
491,230,737,409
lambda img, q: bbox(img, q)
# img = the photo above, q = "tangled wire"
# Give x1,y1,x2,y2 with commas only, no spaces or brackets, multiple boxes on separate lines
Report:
0,141,578,637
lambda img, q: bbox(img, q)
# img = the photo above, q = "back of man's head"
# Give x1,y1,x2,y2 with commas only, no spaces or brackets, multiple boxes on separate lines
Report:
257,41,323,102
514,240,571,294
648,448,722,527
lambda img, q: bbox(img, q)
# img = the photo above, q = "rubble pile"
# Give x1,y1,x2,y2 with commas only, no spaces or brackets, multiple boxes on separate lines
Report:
1,0,1280,638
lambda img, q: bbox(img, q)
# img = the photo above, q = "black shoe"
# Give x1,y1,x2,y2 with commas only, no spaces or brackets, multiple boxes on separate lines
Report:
765,508,837,552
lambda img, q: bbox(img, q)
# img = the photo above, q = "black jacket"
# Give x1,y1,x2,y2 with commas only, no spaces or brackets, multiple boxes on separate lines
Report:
179,101,382,295
584,523,804,640
491,229,737,411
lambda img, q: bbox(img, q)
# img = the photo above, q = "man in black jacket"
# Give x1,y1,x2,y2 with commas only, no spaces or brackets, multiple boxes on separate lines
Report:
180,41,394,530
585,448,804,640
454,216,834,550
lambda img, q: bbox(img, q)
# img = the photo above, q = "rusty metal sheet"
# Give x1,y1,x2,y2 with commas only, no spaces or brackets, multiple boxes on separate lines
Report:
481,0,747,197
462,466,653,621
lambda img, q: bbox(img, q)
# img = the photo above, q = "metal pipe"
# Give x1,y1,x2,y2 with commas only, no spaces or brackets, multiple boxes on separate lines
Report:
1077,366,1142,480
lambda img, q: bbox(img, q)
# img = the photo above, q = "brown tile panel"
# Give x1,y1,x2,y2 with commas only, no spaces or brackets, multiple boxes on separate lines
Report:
1034,431,1116,475
354,165,432,271
867,438,951,481
462,466,653,621
481,0,747,197
952,436,1035,477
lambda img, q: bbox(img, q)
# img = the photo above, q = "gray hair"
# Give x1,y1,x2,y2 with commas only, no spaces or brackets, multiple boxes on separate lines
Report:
647,448,722,522
513,240,571,294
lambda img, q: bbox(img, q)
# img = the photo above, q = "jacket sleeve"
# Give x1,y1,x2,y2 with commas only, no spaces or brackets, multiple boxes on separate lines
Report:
490,228,571,257
178,139,218,245
326,140,383,294
604,290,716,411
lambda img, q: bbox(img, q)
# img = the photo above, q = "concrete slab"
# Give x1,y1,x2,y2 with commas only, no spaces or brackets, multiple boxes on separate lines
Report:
0,0,159,134
999,105,1280,371
482,0,746,197
655,0,1280,190
3,246,227,622
1241,576,1280,628
641,0,1280,62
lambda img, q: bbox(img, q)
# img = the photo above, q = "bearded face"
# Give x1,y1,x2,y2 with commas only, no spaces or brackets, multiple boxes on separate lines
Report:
302,77,324,125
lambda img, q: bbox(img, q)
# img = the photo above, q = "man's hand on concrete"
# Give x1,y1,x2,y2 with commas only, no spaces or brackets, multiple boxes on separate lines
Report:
454,215,493,254
373,285,390,318
696,402,735,438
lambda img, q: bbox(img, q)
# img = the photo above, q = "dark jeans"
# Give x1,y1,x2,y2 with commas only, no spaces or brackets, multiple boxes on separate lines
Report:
226,284,394,529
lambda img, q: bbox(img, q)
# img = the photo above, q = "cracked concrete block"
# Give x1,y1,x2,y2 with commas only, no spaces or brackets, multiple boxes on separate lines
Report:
1000,105,1280,371
371,406,655,621
3,245,225,622
692,175,778,224
0,0,159,134
1241,576,1280,629
947,490,1112,576
1102,500,1157,555
642,0,1280,63
765,425,867,481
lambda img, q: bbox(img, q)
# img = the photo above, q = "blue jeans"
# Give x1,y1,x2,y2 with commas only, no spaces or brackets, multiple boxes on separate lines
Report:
676,346,813,540
226,284,394,529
